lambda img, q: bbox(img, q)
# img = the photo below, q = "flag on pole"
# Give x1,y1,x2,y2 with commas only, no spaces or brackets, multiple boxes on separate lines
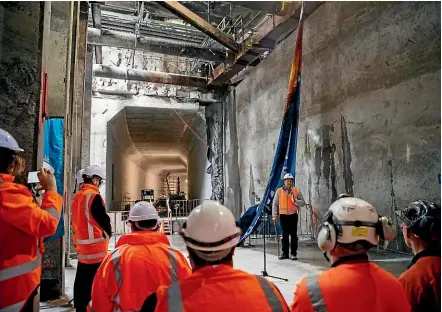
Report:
238,5,304,244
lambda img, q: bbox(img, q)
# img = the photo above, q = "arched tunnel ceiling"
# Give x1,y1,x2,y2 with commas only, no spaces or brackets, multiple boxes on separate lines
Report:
108,106,206,172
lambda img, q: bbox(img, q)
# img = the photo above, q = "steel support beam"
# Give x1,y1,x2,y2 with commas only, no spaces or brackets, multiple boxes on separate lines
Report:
93,64,208,88
209,2,302,85
91,3,103,63
156,1,240,53
229,1,299,16
87,28,227,62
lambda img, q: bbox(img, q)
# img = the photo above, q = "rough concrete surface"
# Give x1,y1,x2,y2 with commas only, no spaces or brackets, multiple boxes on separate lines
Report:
0,2,43,173
224,1,441,252
205,103,224,202
47,2,70,117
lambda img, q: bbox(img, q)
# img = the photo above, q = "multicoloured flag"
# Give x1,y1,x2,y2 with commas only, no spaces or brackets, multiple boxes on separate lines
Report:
238,8,304,244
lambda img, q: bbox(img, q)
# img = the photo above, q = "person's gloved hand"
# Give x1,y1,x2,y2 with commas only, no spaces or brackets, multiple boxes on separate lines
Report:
38,167,57,192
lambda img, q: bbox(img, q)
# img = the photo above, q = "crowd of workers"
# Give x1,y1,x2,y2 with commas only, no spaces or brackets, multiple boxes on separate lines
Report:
0,126,440,312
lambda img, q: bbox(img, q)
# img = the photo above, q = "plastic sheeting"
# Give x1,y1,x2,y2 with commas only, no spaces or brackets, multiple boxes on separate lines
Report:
42,118,65,243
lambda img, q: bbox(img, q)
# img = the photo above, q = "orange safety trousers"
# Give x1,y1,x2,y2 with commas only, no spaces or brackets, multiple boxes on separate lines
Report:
89,231,191,312
0,174,62,312
72,184,109,264
154,264,289,312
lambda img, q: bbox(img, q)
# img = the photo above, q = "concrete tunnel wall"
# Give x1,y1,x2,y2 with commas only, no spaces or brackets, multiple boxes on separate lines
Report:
224,1,441,250
0,2,43,174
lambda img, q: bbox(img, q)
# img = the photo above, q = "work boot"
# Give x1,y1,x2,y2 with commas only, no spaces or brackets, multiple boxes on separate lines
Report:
290,254,298,260
279,254,289,260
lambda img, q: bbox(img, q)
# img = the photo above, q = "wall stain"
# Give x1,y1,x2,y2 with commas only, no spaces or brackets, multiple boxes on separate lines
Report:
330,143,338,202
341,115,355,196
249,164,256,206
314,146,322,198
304,127,313,205
310,125,337,202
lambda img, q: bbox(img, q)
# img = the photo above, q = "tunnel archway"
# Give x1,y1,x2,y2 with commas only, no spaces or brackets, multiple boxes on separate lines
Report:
103,105,211,210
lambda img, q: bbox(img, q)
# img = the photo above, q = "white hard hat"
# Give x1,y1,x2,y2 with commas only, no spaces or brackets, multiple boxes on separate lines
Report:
317,197,389,251
0,128,23,152
181,200,240,252
283,173,294,180
76,169,84,186
83,165,105,180
128,201,159,222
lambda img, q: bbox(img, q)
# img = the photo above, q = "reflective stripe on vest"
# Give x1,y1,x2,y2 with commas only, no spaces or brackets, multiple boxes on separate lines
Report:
305,275,327,312
255,275,285,312
77,252,108,261
168,247,180,283
110,248,123,312
167,282,183,312
76,192,105,246
110,247,180,311
0,300,26,312
165,274,284,312
0,252,40,282
44,207,60,219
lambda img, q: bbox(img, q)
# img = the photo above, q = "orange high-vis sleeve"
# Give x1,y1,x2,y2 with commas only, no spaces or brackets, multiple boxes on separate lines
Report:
289,278,315,312
0,188,62,238
90,251,115,312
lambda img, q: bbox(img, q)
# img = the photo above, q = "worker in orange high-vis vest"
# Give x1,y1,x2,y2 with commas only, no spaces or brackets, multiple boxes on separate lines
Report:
89,201,191,312
290,196,410,312
0,128,63,312
72,165,112,312
272,173,305,260
141,200,289,312
396,201,441,312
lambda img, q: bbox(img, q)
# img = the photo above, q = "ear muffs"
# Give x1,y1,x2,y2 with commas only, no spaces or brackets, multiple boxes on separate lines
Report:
317,211,338,252
317,221,337,252
377,216,396,242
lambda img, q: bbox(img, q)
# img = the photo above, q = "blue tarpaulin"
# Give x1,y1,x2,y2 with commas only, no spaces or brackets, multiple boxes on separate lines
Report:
43,118,65,243
238,16,304,244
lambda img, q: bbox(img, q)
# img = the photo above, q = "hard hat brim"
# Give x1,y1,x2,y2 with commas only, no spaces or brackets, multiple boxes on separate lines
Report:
182,227,241,252
127,215,159,222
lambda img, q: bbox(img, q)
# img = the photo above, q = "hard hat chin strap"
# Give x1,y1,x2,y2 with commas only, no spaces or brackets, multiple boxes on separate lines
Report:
323,252,330,263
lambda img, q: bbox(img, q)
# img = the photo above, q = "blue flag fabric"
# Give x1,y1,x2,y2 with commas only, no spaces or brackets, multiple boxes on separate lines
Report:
238,20,304,244
42,118,65,243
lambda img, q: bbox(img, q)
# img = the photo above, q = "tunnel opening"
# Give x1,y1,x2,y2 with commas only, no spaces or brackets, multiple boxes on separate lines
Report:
91,104,212,212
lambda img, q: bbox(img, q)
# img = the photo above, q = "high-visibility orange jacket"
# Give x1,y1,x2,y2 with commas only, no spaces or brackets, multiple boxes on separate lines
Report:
290,255,411,312
149,264,289,312
72,184,109,264
90,231,191,312
399,247,441,312
0,173,62,312
277,187,300,215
